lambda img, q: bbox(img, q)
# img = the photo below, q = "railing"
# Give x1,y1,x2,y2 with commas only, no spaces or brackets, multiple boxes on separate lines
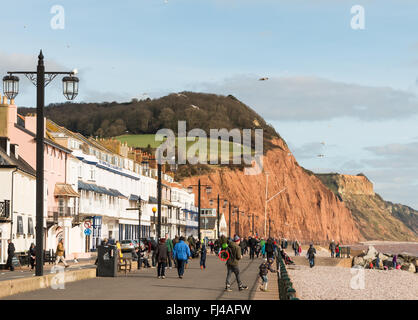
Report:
277,250,298,300
0,200,11,220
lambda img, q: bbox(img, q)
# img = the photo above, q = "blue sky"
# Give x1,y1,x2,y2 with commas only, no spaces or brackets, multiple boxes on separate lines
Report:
1,0,418,207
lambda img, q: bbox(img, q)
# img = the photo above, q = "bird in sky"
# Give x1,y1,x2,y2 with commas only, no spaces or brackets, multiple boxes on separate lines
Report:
317,154,325,158
321,142,325,145
259,77,269,81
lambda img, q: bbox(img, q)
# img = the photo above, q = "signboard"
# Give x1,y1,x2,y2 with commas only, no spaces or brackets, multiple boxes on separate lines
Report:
84,228,92,236
84,220,92,229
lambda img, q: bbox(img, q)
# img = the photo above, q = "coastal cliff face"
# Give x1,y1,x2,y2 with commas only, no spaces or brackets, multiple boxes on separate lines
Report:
315,174,418,241
182,139,360,243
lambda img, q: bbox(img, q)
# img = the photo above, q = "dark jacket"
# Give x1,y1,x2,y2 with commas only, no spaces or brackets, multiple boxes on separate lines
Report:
265,240,274,253
155,243,168,263
259,261,276,276
8,243,15,256
307,246,316,259
226,241,242,267
249,237,257,248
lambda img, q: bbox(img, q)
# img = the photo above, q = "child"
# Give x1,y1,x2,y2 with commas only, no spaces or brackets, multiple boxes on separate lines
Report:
258,258,276,292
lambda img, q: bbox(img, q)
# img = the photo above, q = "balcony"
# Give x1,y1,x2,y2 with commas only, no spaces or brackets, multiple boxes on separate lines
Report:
0,200,11,221
47,207,77,226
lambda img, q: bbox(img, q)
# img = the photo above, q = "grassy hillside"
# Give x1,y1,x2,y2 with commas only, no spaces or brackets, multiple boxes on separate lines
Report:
19,92,281,153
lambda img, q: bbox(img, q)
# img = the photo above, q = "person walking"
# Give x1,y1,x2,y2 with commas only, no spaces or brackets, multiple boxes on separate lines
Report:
200,239,207,270
249,236,256,260
173,236,191,279
329,240,336,258
7,240,15,271
292,240,300,256
155,238,168,279
260,238,266,258
392,254,398,269
225,235,248,292
165,233,174,269
29,243,36,270
258,258,276,292
335,243,340,258
265,238,274,260
55,239,69,268
307,243,316,268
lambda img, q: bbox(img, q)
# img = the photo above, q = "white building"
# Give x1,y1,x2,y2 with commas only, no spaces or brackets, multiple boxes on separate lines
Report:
0,137,36,266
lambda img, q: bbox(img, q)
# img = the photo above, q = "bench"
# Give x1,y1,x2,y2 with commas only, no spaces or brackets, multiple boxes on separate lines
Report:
118,253,132,276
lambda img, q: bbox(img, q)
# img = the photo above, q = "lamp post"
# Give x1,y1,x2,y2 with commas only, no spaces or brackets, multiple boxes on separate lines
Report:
209,195,228,239
264,172,286,237
3,50,79,276
233,207,245,237
126,196,144,269
187,179,211,241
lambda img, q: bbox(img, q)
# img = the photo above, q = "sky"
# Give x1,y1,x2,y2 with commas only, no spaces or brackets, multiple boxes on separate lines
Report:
1,0,418,207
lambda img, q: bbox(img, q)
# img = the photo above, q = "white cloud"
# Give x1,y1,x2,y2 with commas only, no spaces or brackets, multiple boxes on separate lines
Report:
196,75,418,122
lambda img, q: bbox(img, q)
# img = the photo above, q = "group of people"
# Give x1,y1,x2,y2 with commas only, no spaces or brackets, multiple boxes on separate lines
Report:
5,239,70,272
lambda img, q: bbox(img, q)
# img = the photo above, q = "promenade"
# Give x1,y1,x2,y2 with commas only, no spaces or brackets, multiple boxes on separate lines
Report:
3,254,278,300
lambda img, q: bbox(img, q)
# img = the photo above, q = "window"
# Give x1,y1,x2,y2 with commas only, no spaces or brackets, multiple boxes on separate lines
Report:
17,216,24,235
89,167,95,180
28,217,34,235
78,166,83,178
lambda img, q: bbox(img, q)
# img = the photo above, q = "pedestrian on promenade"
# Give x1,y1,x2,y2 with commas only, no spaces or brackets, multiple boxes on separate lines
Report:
292,240,300,256
249,236,256,260
298,242,302,256
258,257,276,292
155,238,168,279
200,239,207,270
209,240,214,254
265,238,274,260
150,238,157,268
260,238,266,258
7,239,15,271
173,236,191,279
116,240,123,264
55,239,69,268
225,235,248,292
307,243,316,268
335,242,340,258
29,243,36,270
165,233,174,269
329,240,336,258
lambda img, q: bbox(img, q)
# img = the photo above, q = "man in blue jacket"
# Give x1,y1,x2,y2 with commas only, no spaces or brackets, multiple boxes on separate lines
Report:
173,236,191,279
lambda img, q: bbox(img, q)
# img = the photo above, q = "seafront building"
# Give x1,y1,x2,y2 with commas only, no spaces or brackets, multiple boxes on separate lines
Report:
0,96,204,265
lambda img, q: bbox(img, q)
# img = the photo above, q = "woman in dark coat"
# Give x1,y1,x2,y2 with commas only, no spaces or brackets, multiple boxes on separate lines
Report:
155,238,168,279
29,243,36,270
307,244,317,268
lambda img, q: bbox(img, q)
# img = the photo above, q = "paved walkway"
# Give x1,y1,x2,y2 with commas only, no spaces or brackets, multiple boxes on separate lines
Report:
3,254,278,300
0,259,95,282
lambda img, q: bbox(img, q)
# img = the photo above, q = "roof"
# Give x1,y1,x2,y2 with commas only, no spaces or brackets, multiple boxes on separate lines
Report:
78,180,126,198
0,146,36,177
54,183,80,197
129,194,139,201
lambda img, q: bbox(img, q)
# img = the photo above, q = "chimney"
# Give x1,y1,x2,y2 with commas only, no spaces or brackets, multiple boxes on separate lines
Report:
10,144,19,159
0,137,11,156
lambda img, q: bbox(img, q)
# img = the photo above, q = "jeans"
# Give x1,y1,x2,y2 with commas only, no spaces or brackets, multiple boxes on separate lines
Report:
152,251,156,267
177,259,186,277
309,258,315,268
249,247,255,259
330,250,335,258
167,252,172,268
225,265,242,288
200,254,206,268
158,262,166,277
55,255,68,266
260,275,268,283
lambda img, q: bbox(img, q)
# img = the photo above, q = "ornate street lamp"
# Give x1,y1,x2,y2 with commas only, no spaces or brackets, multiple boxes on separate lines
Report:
62,76,79,100
188,180,211,240
3,50,79,277
2,75,19,100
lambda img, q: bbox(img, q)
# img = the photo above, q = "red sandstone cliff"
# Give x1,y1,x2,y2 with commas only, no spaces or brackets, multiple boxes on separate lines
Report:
182,139,360,243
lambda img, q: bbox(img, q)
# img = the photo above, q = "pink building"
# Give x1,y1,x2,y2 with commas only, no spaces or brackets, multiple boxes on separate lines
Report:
0,96,80,255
